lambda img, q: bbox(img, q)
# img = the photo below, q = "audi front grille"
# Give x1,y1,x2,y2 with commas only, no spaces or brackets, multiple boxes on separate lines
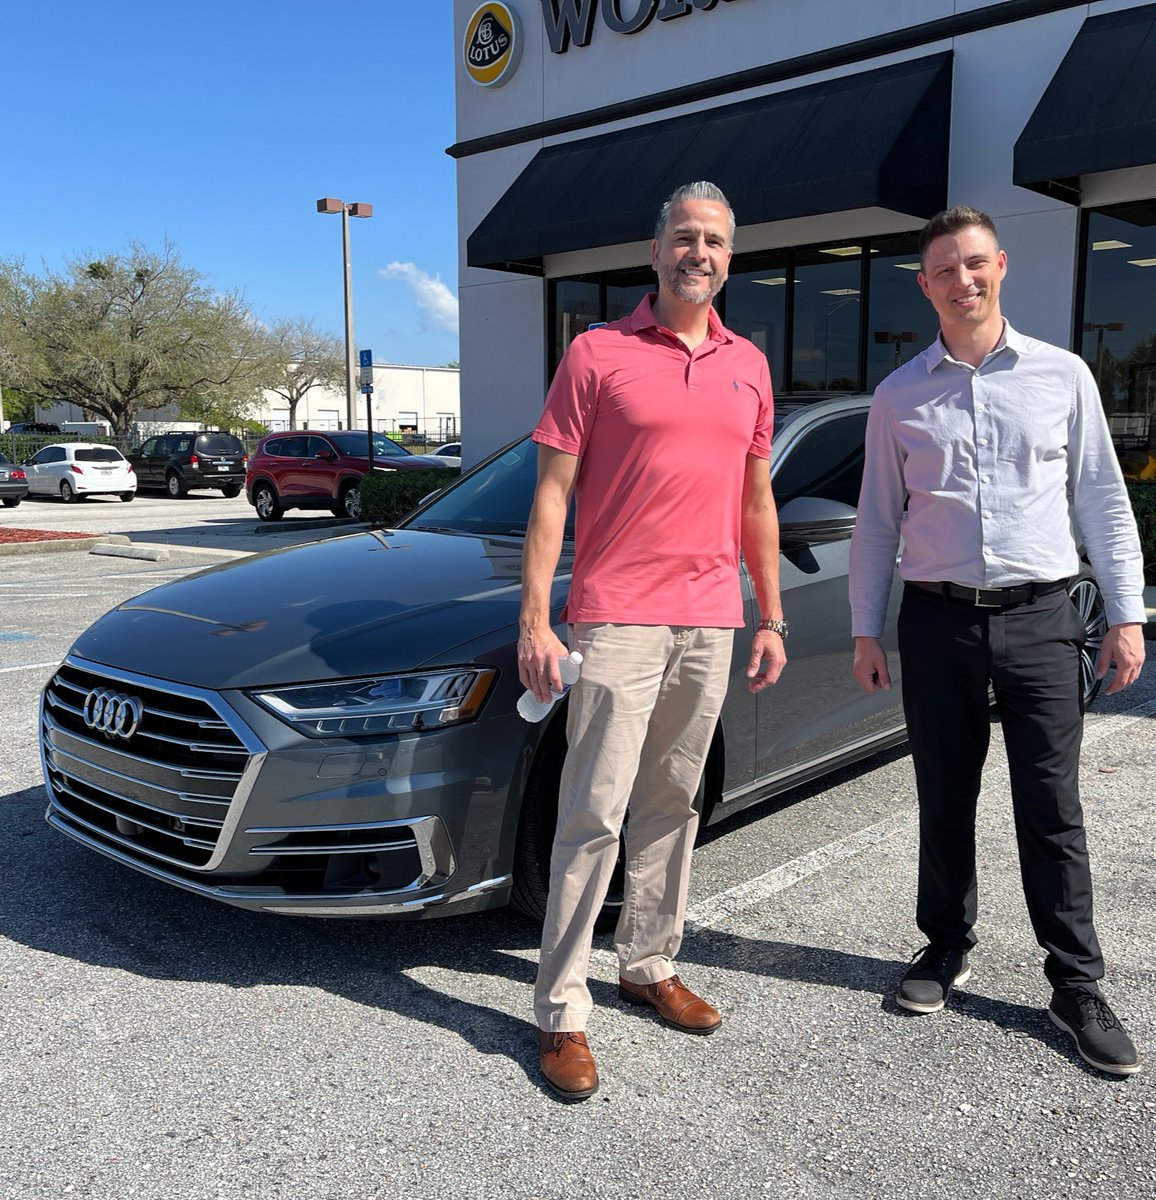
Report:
41,658,263,870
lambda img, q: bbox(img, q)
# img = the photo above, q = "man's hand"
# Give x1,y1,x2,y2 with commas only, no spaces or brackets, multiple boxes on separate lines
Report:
747,630,786,692
518,626,571,702
1097,623,1146,695
852,636,892,694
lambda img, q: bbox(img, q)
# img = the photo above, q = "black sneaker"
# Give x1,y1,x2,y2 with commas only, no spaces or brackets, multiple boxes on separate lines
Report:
1048,988,1142,1076
896,944,971,1013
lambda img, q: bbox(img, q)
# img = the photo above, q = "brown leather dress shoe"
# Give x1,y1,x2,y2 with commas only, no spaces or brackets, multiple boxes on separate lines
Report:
618,974,722,1034
538,1030,599,1101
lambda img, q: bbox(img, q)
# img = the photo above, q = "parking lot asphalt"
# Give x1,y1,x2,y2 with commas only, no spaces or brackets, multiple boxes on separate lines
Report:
1,500,1154,1200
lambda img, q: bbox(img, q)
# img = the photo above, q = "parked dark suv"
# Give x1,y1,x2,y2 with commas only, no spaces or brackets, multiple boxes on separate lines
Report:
246,430,447,520
129,432,248,498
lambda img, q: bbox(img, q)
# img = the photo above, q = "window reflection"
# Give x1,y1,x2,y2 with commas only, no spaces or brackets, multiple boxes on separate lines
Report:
867,238,940,390
792,247,861,392
1081,204,1156,481
724,255,788,394
554,280,600,361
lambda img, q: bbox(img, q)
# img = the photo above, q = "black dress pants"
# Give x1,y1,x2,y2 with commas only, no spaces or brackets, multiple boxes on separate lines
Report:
897,583,1103,989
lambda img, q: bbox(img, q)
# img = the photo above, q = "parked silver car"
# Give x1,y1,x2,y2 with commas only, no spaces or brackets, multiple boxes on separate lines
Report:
40,396,1106,924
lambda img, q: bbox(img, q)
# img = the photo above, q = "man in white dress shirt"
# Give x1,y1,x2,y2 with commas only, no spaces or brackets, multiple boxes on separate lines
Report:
849,205,1145,1075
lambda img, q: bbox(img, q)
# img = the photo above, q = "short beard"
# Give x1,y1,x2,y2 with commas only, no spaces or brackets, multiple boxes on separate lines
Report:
660,264,723,305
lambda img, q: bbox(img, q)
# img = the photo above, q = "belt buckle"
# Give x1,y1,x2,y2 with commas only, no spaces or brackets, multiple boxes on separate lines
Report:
972,587,1002,608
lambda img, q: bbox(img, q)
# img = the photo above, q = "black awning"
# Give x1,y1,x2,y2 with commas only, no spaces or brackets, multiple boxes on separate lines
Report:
467,53,952,274
1014,4,1156,204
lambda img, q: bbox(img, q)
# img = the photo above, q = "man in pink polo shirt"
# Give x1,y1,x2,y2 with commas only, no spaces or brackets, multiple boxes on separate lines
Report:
519,181,787,1100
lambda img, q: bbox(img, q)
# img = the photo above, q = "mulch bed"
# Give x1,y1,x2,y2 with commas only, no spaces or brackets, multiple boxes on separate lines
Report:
0,527,100,544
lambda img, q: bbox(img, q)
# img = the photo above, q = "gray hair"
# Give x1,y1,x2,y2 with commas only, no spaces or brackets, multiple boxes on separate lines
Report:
654,181,736,247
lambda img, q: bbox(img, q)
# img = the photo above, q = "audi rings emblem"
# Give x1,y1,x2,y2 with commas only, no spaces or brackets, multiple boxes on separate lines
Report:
82,688,144,740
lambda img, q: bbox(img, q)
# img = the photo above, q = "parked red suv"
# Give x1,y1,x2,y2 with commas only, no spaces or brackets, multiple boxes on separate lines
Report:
245,430,447,521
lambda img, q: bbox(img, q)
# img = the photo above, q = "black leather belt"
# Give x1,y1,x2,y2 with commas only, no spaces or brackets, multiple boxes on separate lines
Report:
908,578,1069,609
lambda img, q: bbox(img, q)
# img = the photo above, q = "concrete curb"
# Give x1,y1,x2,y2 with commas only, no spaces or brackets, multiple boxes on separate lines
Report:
0,533,130,558
90,542,170,562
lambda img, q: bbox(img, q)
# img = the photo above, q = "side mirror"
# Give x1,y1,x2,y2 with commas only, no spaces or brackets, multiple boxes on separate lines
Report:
778,496,857,545
315,449,336,461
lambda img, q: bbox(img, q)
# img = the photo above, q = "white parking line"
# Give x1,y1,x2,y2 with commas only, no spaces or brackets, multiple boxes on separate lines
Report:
0,661,60,673
590,693,1156,961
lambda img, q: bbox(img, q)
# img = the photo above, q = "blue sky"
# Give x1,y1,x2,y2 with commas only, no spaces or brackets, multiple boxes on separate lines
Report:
2,1,459,367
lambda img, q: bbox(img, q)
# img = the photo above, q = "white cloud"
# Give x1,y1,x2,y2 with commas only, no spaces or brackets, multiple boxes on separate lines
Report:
379,262,459,334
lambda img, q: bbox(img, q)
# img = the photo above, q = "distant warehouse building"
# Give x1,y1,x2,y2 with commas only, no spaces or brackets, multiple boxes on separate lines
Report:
39,364,460,442
452,0,1156,473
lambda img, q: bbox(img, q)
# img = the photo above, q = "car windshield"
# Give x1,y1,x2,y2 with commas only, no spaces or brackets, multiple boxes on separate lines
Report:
328,432,408,458
75,448,125,463
403,436,566,538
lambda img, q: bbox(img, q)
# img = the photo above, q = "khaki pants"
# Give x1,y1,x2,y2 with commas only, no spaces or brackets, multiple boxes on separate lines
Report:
534,622,733,1032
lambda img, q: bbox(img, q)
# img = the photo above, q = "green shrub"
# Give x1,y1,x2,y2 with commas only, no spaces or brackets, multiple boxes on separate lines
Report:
1126,481,1156,585
359,468,459,526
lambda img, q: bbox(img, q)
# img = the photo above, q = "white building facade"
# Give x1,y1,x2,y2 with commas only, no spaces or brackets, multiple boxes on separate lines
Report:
453,0,1156,471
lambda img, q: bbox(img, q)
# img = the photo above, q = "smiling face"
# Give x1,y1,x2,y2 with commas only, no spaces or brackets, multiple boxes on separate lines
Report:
918,224,1007,341
651,198,733,307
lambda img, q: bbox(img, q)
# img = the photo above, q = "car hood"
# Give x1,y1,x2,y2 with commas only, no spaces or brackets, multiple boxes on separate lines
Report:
71,528,572,689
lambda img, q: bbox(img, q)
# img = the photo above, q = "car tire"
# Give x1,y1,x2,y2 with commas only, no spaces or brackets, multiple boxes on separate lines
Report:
509,712,626,933
60,480,76,503
253,481,284,522
120,491,135,502
221,482,242,498
166,472,187,498
1068,569,1107,710
1,497,20,508
338,481,361,520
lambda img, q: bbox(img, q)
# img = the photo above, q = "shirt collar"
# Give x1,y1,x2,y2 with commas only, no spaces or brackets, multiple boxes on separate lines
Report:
631,293,732,345
925,319,1029,372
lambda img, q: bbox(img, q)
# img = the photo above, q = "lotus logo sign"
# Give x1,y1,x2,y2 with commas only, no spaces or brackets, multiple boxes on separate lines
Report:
82,688,145,740
464,3,523,87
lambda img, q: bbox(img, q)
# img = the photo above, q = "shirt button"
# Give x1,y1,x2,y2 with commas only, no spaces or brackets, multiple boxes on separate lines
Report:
982,475,991,483
975,402,985,411
978,438,987,446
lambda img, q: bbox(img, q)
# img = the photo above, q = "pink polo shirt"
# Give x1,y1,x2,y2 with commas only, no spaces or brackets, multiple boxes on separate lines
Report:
533,294,773,628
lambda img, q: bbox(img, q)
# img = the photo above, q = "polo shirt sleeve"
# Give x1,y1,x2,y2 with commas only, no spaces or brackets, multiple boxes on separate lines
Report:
533,333,600,456
749,353,773,460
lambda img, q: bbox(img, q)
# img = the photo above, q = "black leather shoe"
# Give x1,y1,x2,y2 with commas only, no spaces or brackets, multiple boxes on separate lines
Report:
1049,988,1141,1076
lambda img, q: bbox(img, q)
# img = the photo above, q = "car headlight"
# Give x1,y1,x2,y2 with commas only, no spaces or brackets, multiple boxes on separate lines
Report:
250,668,497,738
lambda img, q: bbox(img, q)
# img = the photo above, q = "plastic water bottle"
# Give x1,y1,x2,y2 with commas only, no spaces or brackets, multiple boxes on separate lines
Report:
517,651,583,722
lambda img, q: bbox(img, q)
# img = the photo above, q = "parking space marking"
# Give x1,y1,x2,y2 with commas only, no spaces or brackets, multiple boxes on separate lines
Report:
0,660,60,673
588,693,1156,965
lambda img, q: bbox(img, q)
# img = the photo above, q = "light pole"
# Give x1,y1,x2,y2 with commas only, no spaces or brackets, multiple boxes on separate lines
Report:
1082,321,1124,392
316,197,373,430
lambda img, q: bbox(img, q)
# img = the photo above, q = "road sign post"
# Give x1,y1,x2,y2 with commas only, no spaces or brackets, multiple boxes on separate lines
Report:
359,350,374,480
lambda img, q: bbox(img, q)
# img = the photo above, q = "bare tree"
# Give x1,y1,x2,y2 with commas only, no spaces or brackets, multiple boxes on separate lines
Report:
260,318,346,429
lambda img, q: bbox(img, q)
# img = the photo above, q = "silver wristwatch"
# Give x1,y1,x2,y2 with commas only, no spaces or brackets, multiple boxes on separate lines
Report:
757,617,789,639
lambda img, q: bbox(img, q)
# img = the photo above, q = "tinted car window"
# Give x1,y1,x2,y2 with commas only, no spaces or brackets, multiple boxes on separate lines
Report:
196,434,243,455
307,436,335,458
772,412,869,508
174,437,194,454
329,432,408,458
275,436,310,458
139,438,157,456
31,447,67,464
75,448,126,463
261,439,282,457
406,437,566,538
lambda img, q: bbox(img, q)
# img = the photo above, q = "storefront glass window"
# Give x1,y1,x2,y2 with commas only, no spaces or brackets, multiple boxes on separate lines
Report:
724,254,789,395
867,237,940,390
553,279,600,362
605,281,652,324
791,246,862,392
1080,204,1156,480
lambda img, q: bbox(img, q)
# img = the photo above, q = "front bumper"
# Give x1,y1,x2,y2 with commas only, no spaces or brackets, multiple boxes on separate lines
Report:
41,656,519,918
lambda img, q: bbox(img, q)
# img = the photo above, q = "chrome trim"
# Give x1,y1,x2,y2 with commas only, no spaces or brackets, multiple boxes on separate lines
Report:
50,772,225,830
44,708,246,783
46,808,498,915
248,838,418,857
41,657,269,872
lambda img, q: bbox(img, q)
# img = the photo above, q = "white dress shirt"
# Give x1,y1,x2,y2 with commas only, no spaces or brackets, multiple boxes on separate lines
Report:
850,322,1146,637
